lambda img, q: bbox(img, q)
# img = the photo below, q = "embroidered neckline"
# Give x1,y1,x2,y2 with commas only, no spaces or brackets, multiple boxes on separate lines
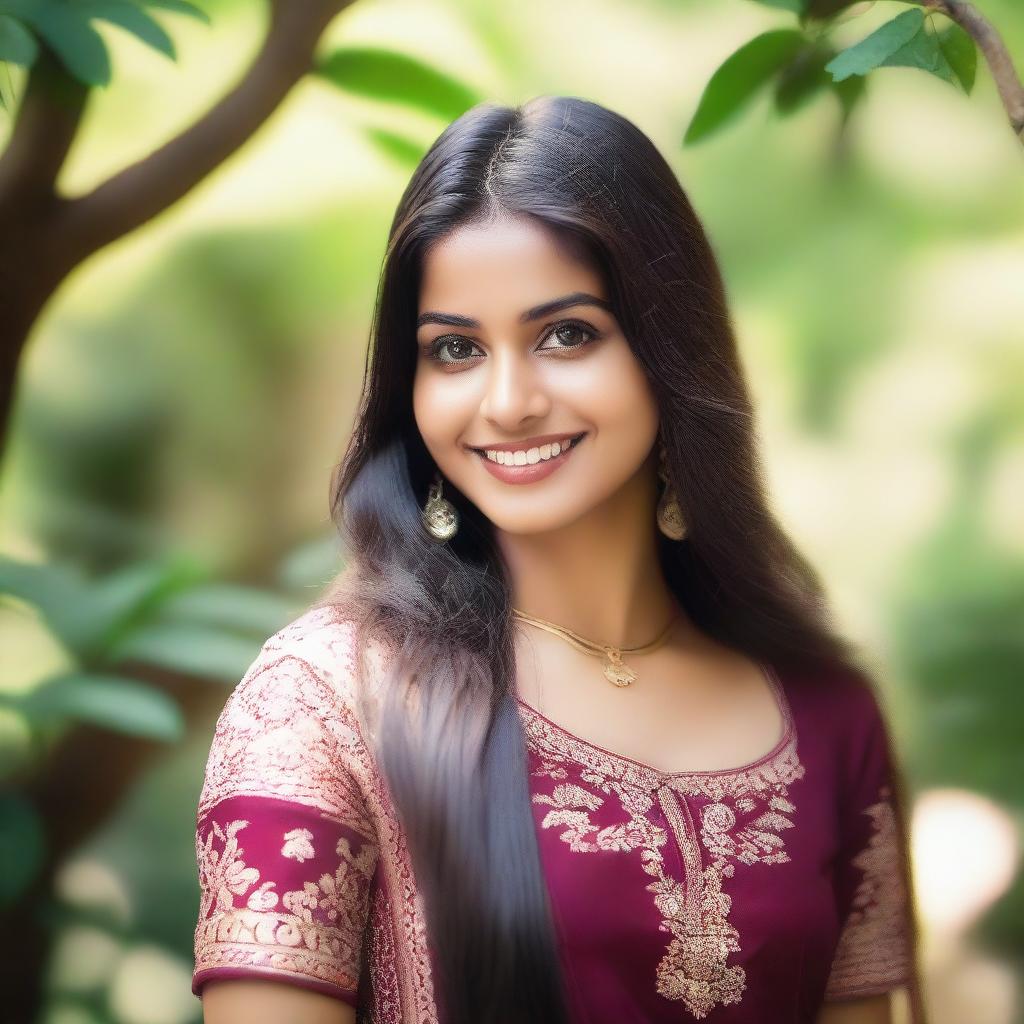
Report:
515,661,797,788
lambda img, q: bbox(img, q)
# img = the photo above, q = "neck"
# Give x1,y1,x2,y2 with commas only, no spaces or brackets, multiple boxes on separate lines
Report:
497,463,686,647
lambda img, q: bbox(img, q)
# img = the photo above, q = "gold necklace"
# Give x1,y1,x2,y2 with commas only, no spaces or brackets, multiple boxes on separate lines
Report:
510,607,677,687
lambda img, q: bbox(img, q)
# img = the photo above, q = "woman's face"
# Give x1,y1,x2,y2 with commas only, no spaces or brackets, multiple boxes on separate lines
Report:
413,215,660,536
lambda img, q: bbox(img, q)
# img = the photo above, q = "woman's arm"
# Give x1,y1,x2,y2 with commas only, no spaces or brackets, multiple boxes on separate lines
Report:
191,627,379,1017
816,993,892,1024
201,978,357,1024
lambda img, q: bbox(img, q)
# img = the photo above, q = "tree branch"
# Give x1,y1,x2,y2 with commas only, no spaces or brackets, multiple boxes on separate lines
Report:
0,46,88,214
60,0,355,260
916,0,1024,143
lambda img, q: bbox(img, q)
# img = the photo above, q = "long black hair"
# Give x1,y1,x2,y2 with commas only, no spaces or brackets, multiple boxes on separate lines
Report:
318,95,926,1024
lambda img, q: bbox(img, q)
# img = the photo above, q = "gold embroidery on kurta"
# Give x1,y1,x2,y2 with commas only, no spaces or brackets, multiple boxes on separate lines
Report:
196,652,376,836
823,785,911,998
533,782,659,853
282,828,316,863
521,669,804,1020
194,606,447,1024
653,787,746,1015
194,813,378,993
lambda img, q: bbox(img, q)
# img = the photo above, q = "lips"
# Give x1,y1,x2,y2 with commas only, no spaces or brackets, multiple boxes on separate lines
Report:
472,432,587,485
470,431,586,456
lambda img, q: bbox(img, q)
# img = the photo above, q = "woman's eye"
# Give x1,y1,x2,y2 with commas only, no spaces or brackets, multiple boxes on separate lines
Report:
537,320,600,352
426,336,482,365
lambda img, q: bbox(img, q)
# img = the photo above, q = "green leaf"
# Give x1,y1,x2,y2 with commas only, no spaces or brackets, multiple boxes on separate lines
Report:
137,0,210,24
313,46,480,121
773,42,834,114
0,555,206,662
0,14,36,66
825,8,924,82
1,555,209,666
156,582,299,638
18,672,184,740
0,793,44,907
0,556,93,652
362,125,428,167
115,621,264,683
69,0,175,59
83,556,208,658
13,0,109,86
879,20,957,86
936,22,976,94
685,29,807,144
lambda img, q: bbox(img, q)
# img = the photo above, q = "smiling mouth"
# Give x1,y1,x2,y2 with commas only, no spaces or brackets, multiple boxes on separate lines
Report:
470,431,587,461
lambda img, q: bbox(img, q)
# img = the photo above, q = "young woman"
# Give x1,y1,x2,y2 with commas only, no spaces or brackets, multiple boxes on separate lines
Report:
191,96,927,1024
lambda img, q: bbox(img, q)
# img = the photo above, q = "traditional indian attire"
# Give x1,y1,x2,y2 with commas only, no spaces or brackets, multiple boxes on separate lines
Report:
192,604,916,1022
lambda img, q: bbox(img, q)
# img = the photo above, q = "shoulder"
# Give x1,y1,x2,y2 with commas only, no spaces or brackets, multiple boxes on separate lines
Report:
778,657,894,774
251,602,362,690
225,602,392,721
197,603,385,821
781,655,886,722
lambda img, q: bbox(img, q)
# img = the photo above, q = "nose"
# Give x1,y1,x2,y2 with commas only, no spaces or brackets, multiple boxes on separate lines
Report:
478,346,551,430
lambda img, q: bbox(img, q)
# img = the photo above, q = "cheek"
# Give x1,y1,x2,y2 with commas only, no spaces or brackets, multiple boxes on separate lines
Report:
556,342,659,436
412,369,471,453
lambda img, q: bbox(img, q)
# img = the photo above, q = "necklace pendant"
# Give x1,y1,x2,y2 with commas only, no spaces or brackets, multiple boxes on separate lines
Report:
603,649,636,687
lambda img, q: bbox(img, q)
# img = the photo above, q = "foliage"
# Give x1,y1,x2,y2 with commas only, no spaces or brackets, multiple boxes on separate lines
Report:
313,44,481,122
0,0,209,94
0,0,483,151
686,0,979,144
0,551,305,909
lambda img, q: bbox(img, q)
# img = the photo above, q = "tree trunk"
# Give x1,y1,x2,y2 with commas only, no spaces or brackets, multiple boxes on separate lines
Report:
0,0,353,455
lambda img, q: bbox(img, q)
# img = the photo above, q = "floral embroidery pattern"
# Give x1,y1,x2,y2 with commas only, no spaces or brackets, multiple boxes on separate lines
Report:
196,652,375,835
197,818,259,921
700,796,796,865
824,785,911,998
649,786,748,1016
195,812,378,994
191,606,450,1023
653,863,744,1014
282,828,316,862
533,780,659,853
532,771,744,1018
521,667,805,1019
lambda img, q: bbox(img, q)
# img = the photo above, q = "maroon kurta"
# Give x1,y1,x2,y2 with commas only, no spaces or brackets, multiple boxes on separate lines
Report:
192,605,913,1021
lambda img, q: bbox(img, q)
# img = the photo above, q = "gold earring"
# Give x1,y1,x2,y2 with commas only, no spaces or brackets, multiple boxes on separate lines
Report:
656,444,687,541
422,471,459,540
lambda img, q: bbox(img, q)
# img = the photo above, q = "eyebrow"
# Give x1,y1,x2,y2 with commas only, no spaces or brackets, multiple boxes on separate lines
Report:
415,291,613,330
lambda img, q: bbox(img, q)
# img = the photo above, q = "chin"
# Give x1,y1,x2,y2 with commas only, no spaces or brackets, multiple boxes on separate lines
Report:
480,506,589,537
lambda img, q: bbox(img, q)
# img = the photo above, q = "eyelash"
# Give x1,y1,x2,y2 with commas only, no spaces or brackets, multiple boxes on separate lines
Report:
424,319,601,368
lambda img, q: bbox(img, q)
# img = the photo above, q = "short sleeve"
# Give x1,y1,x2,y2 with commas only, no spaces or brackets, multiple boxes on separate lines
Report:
823,679,914,1001
191,622,379,1005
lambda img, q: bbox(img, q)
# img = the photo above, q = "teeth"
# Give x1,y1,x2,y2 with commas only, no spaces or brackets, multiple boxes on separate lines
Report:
484,437,576,464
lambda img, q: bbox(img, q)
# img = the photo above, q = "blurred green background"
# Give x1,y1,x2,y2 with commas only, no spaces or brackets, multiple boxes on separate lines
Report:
1,0,1022,1022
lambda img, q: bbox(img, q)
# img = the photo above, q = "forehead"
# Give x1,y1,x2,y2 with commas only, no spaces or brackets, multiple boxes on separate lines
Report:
417,217,605,316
